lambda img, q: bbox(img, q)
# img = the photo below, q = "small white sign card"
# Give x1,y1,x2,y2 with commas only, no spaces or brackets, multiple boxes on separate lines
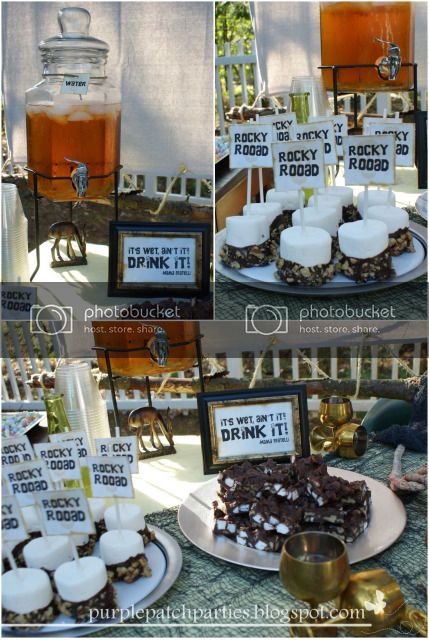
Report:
86,456,134,499
1,435,34,465
229,123,273,168
50,430,91,461
272,139,326,191
259,112,297,143
343,134,396,186
294,121,337,165
2,459,53,506
363,115,402,134
34,441,81,483
214,401,296,461
95,436,139,474
368,122,415,168
308,114,348,156
2,495,27,541
35,488,95,536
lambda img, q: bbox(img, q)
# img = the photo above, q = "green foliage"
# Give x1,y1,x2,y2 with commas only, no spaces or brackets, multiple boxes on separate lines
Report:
215,1,253,55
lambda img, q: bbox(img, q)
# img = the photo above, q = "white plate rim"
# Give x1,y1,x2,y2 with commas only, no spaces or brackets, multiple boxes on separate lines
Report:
178,467,407,571
3,526,182,638
215,222,427,297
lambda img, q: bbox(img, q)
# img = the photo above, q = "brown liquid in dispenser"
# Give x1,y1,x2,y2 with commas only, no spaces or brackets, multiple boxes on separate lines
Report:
320,2,414,92
26,103,121,201
92,321,200,377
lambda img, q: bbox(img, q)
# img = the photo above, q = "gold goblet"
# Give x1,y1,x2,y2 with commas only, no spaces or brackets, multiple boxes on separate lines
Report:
280,532,350,637
320,396,353,430
310,425,337,454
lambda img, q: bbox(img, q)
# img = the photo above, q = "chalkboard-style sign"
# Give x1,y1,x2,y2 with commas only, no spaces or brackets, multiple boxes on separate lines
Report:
108,222,211,297
197,385,310,474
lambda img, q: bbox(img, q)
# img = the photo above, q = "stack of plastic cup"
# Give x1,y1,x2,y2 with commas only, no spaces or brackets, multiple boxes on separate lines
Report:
55,360,111,452
2,184,30,283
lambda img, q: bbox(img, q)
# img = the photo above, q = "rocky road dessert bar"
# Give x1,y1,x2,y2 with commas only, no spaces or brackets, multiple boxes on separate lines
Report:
213,456,371,551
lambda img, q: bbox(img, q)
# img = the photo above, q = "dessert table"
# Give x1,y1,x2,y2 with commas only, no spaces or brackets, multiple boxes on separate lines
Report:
215,165,427,320
77,436,426,638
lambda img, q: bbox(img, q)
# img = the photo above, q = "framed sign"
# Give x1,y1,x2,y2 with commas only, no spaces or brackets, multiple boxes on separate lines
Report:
308,115,348,156
197,386,310,474
294,121,337,165
108,222,211,297
368,122,415,167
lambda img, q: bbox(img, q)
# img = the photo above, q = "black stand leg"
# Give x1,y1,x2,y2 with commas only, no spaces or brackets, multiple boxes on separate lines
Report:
196,336,205,393
114,169,120,221
30,175,40,282
105,351,121,437
353,94,358,130
145,376,153,407
333,67,338,115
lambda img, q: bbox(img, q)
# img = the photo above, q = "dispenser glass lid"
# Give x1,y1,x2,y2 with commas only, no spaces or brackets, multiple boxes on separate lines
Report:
39,7,109,54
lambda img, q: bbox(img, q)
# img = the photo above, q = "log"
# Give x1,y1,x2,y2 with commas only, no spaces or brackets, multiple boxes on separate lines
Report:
26,371,421,402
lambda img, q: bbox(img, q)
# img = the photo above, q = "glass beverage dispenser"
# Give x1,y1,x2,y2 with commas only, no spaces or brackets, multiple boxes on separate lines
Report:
26,7,121,201
320,2,415,92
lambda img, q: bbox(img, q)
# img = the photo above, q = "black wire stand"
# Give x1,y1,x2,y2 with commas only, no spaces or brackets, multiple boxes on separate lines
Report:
25,164,123,281
318,62,418,129
92,332,205,459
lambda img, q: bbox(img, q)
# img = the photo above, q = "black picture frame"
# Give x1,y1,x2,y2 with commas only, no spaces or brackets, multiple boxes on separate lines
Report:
108,221,211,297
197,385,310,474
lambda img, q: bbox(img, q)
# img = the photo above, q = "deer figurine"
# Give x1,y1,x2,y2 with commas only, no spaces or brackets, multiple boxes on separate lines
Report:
48,221,87,266
128,407,175,457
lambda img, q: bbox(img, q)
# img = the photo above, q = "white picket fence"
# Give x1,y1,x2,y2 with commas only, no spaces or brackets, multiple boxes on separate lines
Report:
215,39,423,135
118,170,212,206
2,321,426,414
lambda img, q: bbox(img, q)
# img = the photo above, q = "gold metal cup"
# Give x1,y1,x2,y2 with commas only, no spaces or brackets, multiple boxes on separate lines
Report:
310,425,337,454
337,568,427,637
320,396,353,430
280,532,350,636
335,423,368,459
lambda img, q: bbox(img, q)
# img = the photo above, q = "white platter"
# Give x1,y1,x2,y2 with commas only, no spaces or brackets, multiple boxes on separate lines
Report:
178,468,407,571
3,526,182,638
215,222,427,296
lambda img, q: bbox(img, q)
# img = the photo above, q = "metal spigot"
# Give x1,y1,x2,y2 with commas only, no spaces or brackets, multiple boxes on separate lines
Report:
64,157,88,197
147,327,169,367
374,38,401,81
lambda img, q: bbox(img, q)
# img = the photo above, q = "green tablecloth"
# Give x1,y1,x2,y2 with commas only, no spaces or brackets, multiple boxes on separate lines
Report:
91,443,427,638
215,212,427,321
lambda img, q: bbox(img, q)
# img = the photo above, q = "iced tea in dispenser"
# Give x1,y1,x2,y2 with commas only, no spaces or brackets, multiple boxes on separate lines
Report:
26,7,121,201
320,2,415,92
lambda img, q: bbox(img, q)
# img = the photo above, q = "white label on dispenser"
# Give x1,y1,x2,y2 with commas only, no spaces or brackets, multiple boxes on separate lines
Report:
50,431,91,461
1,435,34,466
35,489,95,536
2,495,27,541
259,113,297,143
308,115,348,156
2,460,53,506
343,134,396,185
229,123,273,168
95,436,139,474
61,73,90,95
294,122,337,165
272,139,325,191
363,115,403,134
368,122,415,167
86,456,134,498
34,442,81,483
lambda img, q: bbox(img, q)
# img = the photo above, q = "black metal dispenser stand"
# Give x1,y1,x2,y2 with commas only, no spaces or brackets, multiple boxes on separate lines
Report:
319,62,425,188
92,332,206,459
25,164,123,281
